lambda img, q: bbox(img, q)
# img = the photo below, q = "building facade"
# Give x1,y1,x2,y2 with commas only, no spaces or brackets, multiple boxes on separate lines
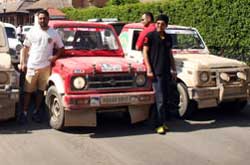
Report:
0,0,158,26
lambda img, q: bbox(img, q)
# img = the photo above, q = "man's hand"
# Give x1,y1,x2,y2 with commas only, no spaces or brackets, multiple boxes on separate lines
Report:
147,70,154,78
18,63,27,72
48,55,58,63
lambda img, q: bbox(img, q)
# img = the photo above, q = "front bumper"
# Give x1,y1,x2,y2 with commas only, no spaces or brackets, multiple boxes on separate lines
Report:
63,91,155,110
62,91,155,127
0,88,19,120
188,85,249,109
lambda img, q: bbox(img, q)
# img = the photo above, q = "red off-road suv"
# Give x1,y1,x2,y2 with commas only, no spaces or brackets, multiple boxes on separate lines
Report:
46,20,154,130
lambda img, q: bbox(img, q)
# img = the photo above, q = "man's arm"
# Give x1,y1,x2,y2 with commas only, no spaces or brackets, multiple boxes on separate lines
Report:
143,45,153,77
19,46,30,72
48,47,64,63
169,50,177,80
48,31,65,63
136,32,144,50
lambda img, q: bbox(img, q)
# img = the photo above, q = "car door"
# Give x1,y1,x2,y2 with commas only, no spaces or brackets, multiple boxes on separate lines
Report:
120,28,143,63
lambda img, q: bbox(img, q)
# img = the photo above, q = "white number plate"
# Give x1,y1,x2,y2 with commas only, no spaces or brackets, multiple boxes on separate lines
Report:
101,96,129,105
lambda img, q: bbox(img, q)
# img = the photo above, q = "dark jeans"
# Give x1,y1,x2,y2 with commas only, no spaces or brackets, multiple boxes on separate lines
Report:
152,75,170,127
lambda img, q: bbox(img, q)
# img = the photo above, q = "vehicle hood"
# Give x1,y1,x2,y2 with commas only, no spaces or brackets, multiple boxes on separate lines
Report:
175,53,248,69
55,56,146,74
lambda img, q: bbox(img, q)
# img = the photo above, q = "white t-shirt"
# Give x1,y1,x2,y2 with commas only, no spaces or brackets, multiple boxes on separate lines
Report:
24,26,64,69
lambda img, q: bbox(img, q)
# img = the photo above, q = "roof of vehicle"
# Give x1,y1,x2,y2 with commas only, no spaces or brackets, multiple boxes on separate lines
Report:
3,23,16,29
123,23,195,30
48,20,115,29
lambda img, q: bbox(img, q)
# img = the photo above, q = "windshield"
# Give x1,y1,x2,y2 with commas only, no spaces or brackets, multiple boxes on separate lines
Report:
166,29,205,49
56,27,119,50
5,27,16,39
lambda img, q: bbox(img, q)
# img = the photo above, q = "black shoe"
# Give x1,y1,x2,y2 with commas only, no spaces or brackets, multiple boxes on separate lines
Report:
17,112,28,125
32,111,42,123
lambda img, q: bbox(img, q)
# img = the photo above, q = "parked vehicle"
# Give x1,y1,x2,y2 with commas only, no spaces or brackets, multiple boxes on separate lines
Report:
45,20,154,130
119,23,250,118
22,25,33,37
3,23,22,64
0,21,19,121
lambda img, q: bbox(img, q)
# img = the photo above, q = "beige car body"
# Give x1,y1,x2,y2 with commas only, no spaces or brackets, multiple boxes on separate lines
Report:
119,24,250,117
0,21,19,121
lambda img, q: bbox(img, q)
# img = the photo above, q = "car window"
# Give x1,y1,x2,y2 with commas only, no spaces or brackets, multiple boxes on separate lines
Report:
56,27,119,50
166,29,205,49
5,27,16,39
132,30,140,50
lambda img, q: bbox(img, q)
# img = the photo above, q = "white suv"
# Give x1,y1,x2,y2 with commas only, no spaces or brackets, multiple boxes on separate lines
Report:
0,21,19,120
120,23,250,118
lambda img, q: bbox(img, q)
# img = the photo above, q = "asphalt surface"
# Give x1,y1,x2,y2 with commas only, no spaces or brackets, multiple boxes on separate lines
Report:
1,106,250,165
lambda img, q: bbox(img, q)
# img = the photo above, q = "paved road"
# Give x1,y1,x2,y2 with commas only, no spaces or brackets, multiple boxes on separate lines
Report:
1,106,250,165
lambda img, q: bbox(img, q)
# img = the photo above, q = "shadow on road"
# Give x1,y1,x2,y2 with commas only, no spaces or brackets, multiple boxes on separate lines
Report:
90,105,250,138
0,119,50,134
1,105,250,136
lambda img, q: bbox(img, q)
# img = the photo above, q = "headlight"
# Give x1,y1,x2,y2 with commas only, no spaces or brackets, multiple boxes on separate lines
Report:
135,74,146,86
237,72,247,81
200,71,209,82
220,72,230,82
72,77,86,89
0,72,9,84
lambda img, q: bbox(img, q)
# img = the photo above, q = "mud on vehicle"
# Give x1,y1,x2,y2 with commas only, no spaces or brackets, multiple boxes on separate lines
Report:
45,20,154,130
119,23,250,118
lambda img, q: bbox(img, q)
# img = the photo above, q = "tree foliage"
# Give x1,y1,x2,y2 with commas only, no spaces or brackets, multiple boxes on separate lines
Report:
62,0,250,61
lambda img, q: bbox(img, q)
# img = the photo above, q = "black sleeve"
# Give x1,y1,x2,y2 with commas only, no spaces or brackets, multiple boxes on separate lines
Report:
143,32,153,47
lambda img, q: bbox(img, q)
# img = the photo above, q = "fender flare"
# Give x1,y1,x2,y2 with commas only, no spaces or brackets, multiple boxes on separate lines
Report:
47,73,65,94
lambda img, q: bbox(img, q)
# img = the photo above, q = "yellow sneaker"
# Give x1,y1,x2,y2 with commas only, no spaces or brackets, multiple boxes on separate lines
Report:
163,124,169,131
156,126,166,134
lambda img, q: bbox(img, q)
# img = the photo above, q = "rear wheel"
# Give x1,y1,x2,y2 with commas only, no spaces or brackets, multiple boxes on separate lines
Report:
46,86,64,130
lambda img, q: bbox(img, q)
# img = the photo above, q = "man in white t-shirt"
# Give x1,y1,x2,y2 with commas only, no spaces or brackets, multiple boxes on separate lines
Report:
18,10,64,123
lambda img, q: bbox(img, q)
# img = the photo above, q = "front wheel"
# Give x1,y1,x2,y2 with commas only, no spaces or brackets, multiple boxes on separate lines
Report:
45,86,64,130
176,83,196,118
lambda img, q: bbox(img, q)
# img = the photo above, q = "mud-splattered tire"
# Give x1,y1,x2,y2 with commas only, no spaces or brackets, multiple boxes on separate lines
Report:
177,83,196,118
46,86,64,130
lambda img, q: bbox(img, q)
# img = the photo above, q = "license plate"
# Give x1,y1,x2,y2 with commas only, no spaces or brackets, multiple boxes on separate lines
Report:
101,96,129,105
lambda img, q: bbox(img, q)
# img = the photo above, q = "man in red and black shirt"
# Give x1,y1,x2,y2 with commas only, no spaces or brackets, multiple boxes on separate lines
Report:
136,12,156,50
143,14,177,134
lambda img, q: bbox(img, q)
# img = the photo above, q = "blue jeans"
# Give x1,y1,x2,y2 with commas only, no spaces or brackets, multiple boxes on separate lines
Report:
152,75,170,127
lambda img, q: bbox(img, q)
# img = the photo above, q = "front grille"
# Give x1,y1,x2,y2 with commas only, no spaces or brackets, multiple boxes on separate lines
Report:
211,69,243,85
86,74,135,90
